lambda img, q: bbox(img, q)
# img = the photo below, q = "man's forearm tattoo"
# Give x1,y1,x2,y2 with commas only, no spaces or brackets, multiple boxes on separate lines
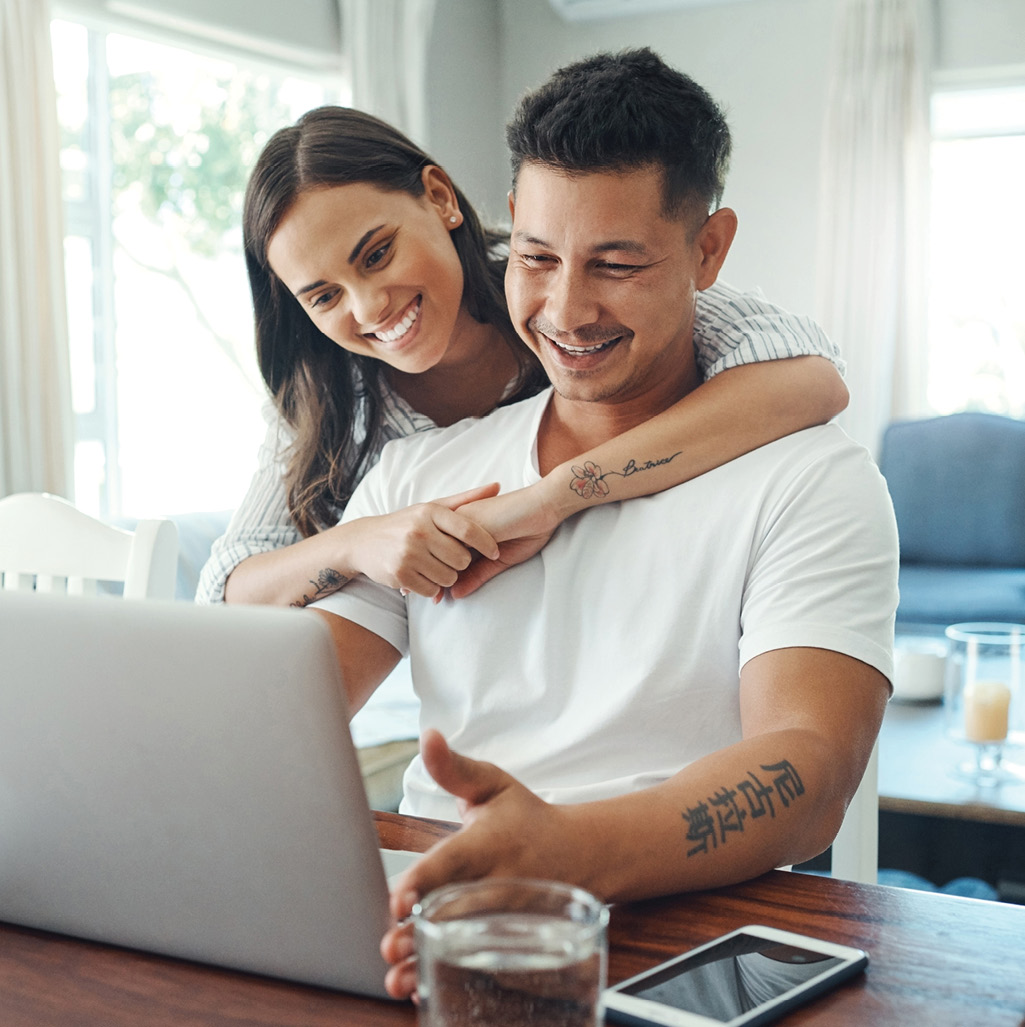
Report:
291,568,349,608
681,760,805,858
569,453,684,499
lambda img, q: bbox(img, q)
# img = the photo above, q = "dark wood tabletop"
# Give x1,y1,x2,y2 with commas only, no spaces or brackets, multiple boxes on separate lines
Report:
1,810,1023,1026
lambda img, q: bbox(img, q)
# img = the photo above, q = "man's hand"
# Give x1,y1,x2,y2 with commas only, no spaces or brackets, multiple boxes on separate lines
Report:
380,730,582,999
448,486,559,598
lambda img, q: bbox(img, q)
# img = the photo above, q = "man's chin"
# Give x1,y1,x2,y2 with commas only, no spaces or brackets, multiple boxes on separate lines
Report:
546,372,621,405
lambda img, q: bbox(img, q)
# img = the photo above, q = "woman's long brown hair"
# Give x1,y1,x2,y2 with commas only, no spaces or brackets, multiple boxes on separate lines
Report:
243,106,543,536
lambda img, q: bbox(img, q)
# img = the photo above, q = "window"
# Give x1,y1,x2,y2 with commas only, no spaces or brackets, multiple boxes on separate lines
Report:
51,18,338,518
928,84,1025,418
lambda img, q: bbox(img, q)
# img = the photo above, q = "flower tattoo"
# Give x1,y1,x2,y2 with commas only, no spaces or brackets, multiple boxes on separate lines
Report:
569,451,684,500
291,567,348,607
571,462,611,499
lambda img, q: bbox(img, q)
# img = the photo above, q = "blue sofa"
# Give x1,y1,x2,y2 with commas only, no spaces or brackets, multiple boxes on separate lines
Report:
878,412,1025,631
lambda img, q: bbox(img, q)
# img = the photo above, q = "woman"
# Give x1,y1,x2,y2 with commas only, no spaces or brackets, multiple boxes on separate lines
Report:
197,106,847,607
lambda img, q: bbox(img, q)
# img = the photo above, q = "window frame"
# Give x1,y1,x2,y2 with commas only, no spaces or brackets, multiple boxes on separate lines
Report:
51,12,344,518
925,75,1025,419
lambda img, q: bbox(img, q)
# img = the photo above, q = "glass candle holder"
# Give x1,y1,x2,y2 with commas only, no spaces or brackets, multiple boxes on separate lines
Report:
944,622,1025,787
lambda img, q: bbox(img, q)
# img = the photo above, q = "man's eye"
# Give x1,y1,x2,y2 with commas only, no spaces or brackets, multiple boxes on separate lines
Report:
521,253,554,266
600,262,640,274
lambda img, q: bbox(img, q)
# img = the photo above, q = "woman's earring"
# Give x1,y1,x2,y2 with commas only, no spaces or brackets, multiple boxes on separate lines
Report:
449,215,458,224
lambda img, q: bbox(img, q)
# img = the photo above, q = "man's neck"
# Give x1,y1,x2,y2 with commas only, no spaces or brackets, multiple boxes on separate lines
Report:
537,365,702,475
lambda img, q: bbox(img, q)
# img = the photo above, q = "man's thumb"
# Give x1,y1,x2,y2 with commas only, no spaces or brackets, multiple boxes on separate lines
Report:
420,729,504,808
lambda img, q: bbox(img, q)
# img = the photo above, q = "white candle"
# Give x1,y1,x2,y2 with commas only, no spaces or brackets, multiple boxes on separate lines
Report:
964,680,1012,743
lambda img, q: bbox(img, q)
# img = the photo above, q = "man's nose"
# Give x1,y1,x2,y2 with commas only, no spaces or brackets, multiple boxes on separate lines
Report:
543,266,600,333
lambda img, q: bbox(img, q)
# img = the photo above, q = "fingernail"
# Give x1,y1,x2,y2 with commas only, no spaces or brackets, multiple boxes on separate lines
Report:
400,587,410,597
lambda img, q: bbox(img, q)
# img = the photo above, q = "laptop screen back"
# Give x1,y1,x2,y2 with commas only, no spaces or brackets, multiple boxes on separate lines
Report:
0,592,396,998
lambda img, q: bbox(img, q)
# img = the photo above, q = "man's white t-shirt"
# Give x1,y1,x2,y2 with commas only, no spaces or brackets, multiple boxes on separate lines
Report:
314,389,898,822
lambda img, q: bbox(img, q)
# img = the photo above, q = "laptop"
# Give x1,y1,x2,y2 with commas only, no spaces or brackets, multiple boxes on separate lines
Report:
0,591,420,998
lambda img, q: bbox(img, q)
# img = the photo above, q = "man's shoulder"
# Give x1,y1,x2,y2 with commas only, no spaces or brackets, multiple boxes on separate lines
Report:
348,389,551,516
378,389,550,465
728,423,889,510
757,422,871,467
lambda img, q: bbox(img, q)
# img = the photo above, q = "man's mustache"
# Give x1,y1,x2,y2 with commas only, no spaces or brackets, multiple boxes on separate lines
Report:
528,317,630,346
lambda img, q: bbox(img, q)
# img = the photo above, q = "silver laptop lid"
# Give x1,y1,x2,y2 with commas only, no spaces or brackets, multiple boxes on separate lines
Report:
0,592,394,998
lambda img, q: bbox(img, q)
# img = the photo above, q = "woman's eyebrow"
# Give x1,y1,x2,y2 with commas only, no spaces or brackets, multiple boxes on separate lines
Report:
294,224,389,297
348,225,386,264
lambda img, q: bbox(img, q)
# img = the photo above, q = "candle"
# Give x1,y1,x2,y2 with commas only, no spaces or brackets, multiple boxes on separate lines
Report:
963,680,1012,743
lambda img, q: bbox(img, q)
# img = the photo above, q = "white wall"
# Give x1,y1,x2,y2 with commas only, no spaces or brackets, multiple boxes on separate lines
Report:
503,0,842,315
424,0,509,228
424,0,1025,318
935,0,1025,75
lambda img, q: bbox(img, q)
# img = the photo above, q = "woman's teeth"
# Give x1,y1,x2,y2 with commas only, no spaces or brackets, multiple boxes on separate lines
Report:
375,301,420,343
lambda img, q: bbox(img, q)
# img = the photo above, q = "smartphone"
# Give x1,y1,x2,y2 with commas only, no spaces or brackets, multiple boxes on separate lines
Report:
604,924,868,1027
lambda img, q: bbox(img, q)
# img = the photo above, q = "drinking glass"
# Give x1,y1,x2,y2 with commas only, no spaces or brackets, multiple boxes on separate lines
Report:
944,622,1025,786
414,877,608,1027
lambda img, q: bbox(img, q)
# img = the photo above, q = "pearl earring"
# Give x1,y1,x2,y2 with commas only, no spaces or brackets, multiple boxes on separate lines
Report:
449,215,458,224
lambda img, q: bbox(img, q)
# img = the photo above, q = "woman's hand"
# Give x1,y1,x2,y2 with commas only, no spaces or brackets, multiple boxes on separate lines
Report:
447,484,560,598
339,483,502,599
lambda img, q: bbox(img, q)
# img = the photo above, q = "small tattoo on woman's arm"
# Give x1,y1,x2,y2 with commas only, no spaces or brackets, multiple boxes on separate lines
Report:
569,452,684,499
291,568,349,607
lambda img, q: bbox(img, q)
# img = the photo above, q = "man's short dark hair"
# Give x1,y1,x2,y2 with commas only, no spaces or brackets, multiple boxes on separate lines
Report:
506,47,731,223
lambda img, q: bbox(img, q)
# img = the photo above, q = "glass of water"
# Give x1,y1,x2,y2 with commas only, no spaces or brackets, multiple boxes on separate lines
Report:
414,877,609,1027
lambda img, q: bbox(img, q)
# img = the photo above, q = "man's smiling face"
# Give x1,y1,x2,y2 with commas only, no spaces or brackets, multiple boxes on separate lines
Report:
504,162,729,417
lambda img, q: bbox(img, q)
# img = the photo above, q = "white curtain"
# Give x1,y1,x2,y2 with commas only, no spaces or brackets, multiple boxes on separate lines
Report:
816,0,931,455
339,0,437,144
0,0,73,498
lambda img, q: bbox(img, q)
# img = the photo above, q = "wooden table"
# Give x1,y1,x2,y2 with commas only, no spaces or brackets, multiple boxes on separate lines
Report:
879,698,1025,826
1,811,1023,1026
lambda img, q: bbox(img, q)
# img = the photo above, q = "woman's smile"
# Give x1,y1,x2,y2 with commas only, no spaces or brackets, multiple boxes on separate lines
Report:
367,296,422,347
266,181,465,374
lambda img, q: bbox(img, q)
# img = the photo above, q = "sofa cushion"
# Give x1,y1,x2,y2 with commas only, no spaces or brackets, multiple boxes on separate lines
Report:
896,565,1025,627
879,412,1025,567
109,510,232,601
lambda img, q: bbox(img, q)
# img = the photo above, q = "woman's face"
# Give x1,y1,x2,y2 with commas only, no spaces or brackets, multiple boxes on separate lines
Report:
266,168,466,374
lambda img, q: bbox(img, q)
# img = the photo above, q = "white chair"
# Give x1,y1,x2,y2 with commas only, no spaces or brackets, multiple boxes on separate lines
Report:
0,492,178,600
830,739,879,884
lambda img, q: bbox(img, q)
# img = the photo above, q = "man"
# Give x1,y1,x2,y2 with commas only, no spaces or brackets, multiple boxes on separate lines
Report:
310,48,898,999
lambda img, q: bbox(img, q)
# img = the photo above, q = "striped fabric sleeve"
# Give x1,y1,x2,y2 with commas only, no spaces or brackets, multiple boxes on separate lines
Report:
194,408,301,604
194,387,437,605
693,279,846,380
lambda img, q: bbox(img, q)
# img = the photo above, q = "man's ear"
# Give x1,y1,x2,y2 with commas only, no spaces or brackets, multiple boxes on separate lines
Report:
507,189,516,221
695,207,738,290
